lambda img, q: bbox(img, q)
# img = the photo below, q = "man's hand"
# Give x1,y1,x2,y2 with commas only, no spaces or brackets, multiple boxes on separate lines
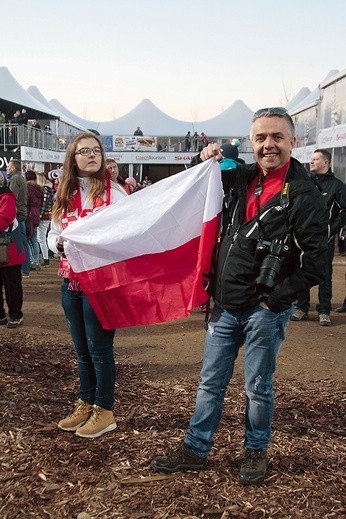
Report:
200,143,223,162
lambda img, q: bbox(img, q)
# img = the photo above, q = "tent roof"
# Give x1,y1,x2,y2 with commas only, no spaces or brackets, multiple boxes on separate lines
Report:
192,100,254,137
49,97,255,138
49,98,99,131
96,98,193,137
0,66,59,119
27,85,87,131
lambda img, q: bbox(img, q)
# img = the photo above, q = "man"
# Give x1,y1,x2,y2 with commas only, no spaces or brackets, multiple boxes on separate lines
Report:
134,126,143,136
291,149,346,326
6,159,31,277
150,107,328,485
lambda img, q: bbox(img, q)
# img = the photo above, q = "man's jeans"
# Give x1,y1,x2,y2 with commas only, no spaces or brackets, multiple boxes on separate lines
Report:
185,304,292,456
61,281,116,410
295,239,334,314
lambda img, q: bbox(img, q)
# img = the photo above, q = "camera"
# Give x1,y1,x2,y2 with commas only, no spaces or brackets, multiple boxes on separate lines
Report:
255,238,289,294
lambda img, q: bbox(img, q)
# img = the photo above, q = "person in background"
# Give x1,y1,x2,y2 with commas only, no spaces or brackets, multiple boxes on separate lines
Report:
25,170,44,271
6,159,31,277
124,176,137,194
0,172,25,328
134,126,143,136
291,149,346,326
184,131,191,152
150,107,328,485
36,172,55,266
192,132,200,152
201,132,209,149
105,158,128,194
47,132,127,439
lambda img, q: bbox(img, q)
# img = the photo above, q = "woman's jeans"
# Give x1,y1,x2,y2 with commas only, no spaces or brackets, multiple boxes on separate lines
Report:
29,226,40,265
61,280,116,410
185,304,292,456
19,220,31,275
37,220,50,260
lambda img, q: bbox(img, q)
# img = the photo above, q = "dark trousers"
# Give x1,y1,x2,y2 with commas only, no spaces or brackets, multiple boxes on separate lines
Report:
0,264,23,319
295,239,335,314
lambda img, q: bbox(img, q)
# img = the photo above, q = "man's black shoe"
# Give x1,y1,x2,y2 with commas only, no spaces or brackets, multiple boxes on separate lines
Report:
239,448,268,485
150,442,206,473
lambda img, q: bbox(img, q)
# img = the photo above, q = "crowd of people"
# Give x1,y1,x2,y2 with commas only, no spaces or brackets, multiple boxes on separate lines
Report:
0,108,345,485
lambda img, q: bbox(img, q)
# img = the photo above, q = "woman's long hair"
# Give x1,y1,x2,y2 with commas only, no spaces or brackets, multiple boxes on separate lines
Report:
52,132,106,221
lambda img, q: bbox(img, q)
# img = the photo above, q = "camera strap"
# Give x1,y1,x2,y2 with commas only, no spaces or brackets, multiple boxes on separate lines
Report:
255,169,291,243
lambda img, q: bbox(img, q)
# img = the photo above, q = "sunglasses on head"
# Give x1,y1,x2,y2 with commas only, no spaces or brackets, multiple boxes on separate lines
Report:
253,107,288,118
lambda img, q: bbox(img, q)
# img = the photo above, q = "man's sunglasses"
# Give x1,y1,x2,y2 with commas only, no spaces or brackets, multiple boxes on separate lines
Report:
253,107,290,119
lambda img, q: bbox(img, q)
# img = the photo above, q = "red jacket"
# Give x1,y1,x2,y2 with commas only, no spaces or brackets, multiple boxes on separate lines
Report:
0,188,25,266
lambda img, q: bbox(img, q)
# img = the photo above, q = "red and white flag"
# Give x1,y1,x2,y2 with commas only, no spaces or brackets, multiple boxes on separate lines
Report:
61,159,223,329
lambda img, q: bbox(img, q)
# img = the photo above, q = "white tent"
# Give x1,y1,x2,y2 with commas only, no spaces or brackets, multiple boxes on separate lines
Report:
193,100,254,137
0,66,59,119
48,97,255,138
27,85,87,131
49,98,99,131
93,98,192,137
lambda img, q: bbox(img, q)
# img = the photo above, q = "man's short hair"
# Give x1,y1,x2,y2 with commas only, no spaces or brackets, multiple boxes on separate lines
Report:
10,159,21,171
314,149,331,163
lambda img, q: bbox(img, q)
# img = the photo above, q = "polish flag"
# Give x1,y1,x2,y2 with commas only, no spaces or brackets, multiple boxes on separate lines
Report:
61,159,223,329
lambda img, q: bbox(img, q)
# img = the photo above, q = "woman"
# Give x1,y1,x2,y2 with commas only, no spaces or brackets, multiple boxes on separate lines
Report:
0,172,25,328
47,132,127,439
36,172,55,266
25,170,44,270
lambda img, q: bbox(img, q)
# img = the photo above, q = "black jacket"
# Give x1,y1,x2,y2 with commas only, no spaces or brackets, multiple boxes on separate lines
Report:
310,170,346,241
191,156,329,314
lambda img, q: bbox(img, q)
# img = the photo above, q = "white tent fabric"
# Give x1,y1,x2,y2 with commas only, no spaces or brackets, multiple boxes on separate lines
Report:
49,98,99,131
49,98,254,138
0,66,59,118
193,100,254,137
27,85,87,131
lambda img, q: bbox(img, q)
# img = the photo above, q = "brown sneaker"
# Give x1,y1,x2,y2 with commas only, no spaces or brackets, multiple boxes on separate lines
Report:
75,405,117,438
150,442,206,473
58,400,93,431
239,448,268,485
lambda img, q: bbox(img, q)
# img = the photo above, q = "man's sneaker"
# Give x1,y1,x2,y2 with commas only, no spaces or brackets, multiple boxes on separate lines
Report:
7,317,23,328
75,405,117,438
0,317,8,325
239,449,268,485
335,305,346,313
150,442,206,473
319,313,331,326
290,308,308,321
58,400,93,431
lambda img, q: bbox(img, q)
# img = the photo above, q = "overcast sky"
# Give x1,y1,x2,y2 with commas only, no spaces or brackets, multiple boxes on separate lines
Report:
2,0,345,122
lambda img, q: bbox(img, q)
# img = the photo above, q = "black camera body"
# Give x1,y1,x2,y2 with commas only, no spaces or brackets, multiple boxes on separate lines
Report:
255,238,289,295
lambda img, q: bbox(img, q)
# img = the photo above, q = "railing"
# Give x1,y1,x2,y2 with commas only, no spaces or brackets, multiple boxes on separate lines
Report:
0,123,59,151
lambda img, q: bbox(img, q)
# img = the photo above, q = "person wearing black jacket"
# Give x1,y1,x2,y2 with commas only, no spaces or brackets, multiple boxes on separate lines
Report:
150,108,328,485
291,149,346,326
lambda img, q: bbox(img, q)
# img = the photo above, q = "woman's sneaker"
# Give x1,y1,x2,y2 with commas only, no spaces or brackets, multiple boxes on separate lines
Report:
58,400,93,431
75,405,117,438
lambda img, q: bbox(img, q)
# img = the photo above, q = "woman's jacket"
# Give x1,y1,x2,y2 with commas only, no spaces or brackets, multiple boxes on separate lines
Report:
0,187,25,266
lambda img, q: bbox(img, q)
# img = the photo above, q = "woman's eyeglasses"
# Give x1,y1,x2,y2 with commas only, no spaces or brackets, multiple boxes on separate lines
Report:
75,146,102,156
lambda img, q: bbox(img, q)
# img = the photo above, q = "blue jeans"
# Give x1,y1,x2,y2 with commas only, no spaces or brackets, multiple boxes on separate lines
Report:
295,239,334,314
185,304,292,456
61,280,116,410
19,220,32,275
29,226,40,265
